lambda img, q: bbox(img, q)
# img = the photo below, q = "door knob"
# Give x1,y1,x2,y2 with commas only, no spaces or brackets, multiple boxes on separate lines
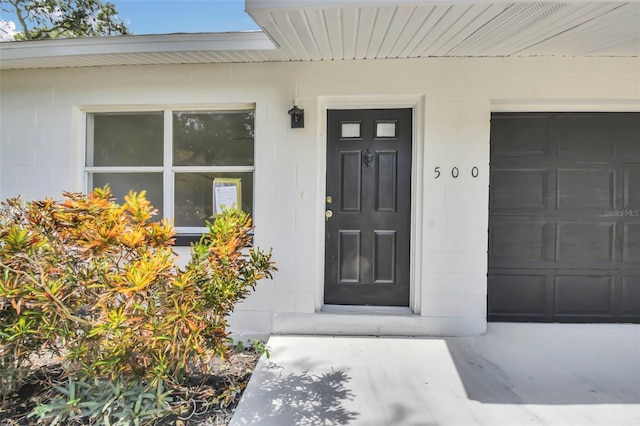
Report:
325,210,333,221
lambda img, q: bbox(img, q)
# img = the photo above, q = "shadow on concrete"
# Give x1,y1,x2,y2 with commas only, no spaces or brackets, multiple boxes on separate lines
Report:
381,402,438,426
231,361,360,425
447,324,640,405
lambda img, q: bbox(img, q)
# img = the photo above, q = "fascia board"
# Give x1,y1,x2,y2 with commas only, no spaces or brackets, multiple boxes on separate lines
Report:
0,32,276,61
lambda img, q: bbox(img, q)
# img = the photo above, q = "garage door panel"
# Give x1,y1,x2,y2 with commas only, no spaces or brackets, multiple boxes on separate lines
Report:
622,142,640,162
489,112,639,323
490,116,548,159
557,222,614,263
617,115,640,162
488,274,548,315
554,275,613,316
623,223,640,263
621,276,640,316
490,170,548,209
557,169,615,209
625,168,640,209
552,116,616,161
490,223,546,262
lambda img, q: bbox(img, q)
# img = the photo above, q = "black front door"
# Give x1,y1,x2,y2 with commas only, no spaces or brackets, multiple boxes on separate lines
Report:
324,109,412,306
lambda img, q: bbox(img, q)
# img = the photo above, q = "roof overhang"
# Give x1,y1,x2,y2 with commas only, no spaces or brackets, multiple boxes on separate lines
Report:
0,32,286,70
1,0,638,70
246,0,640,59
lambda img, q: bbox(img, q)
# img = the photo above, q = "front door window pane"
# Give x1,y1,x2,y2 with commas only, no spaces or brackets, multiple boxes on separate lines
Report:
173,110,255,166
376,121,397,138
89,112,163,166
174,172,253,227
341,122,361,139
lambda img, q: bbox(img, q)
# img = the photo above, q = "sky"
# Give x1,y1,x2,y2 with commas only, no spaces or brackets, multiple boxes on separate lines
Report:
112,0,260,34
0,0,260,40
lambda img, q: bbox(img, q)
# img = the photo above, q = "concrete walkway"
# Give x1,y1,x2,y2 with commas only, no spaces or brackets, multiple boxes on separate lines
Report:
230,323,640,425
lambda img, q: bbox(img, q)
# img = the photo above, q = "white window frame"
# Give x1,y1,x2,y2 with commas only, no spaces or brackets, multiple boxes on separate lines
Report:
83,104,256,235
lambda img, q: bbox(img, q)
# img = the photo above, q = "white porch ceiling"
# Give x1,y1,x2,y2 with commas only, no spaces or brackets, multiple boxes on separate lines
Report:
246,1,640,58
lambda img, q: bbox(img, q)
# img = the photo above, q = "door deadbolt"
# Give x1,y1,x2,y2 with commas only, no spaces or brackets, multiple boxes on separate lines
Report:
326,195,333,204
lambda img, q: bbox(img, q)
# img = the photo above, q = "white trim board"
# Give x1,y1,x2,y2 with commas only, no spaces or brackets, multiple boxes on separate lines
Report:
0,33,274,60
492,99,640,112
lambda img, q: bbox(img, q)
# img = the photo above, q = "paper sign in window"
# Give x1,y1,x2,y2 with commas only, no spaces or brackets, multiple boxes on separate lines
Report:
213,177,242,215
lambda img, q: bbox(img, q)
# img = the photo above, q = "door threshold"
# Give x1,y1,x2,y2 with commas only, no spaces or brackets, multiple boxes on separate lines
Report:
321,304,412,316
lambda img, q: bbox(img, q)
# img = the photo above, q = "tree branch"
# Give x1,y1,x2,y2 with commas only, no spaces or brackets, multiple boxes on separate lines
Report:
7,0,31,39
2,0,128,40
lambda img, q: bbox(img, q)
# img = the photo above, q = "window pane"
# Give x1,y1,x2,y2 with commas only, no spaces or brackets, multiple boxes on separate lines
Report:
90,173,164,219
174,172,253,227
173,110,254,166
341,122,361,139
376,121,397,138
88,112,163,166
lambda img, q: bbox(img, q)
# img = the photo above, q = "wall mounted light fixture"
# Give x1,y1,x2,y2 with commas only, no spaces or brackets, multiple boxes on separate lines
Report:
288,105,304,128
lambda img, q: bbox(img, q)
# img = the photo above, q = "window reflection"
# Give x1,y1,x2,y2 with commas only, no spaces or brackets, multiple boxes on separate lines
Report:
173,110,254,166
91,173,164,219
89,112,163,167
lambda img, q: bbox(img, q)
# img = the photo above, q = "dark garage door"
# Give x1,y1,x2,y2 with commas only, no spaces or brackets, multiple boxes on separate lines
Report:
488,112,640,323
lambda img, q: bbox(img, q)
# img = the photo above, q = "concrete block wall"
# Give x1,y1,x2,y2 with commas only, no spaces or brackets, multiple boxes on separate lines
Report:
1,57,638,337
421,98,491,333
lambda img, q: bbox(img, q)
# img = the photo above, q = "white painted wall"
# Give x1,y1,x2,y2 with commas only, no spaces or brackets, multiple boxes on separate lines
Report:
1,57,638,339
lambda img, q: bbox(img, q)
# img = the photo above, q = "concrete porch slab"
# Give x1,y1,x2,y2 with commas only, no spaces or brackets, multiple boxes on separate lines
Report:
230,323,640,425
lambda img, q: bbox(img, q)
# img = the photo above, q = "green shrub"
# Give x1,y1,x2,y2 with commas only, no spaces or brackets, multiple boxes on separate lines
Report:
0,187,275,424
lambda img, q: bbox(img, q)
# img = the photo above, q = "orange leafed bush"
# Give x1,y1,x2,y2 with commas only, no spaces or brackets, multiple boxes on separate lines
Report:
0,187,275,393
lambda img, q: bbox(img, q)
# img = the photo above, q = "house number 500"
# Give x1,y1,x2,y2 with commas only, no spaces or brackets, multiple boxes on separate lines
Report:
434,167,479,178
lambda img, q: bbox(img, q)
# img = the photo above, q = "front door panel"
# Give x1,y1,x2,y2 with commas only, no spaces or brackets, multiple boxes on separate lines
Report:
325,109,412,306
